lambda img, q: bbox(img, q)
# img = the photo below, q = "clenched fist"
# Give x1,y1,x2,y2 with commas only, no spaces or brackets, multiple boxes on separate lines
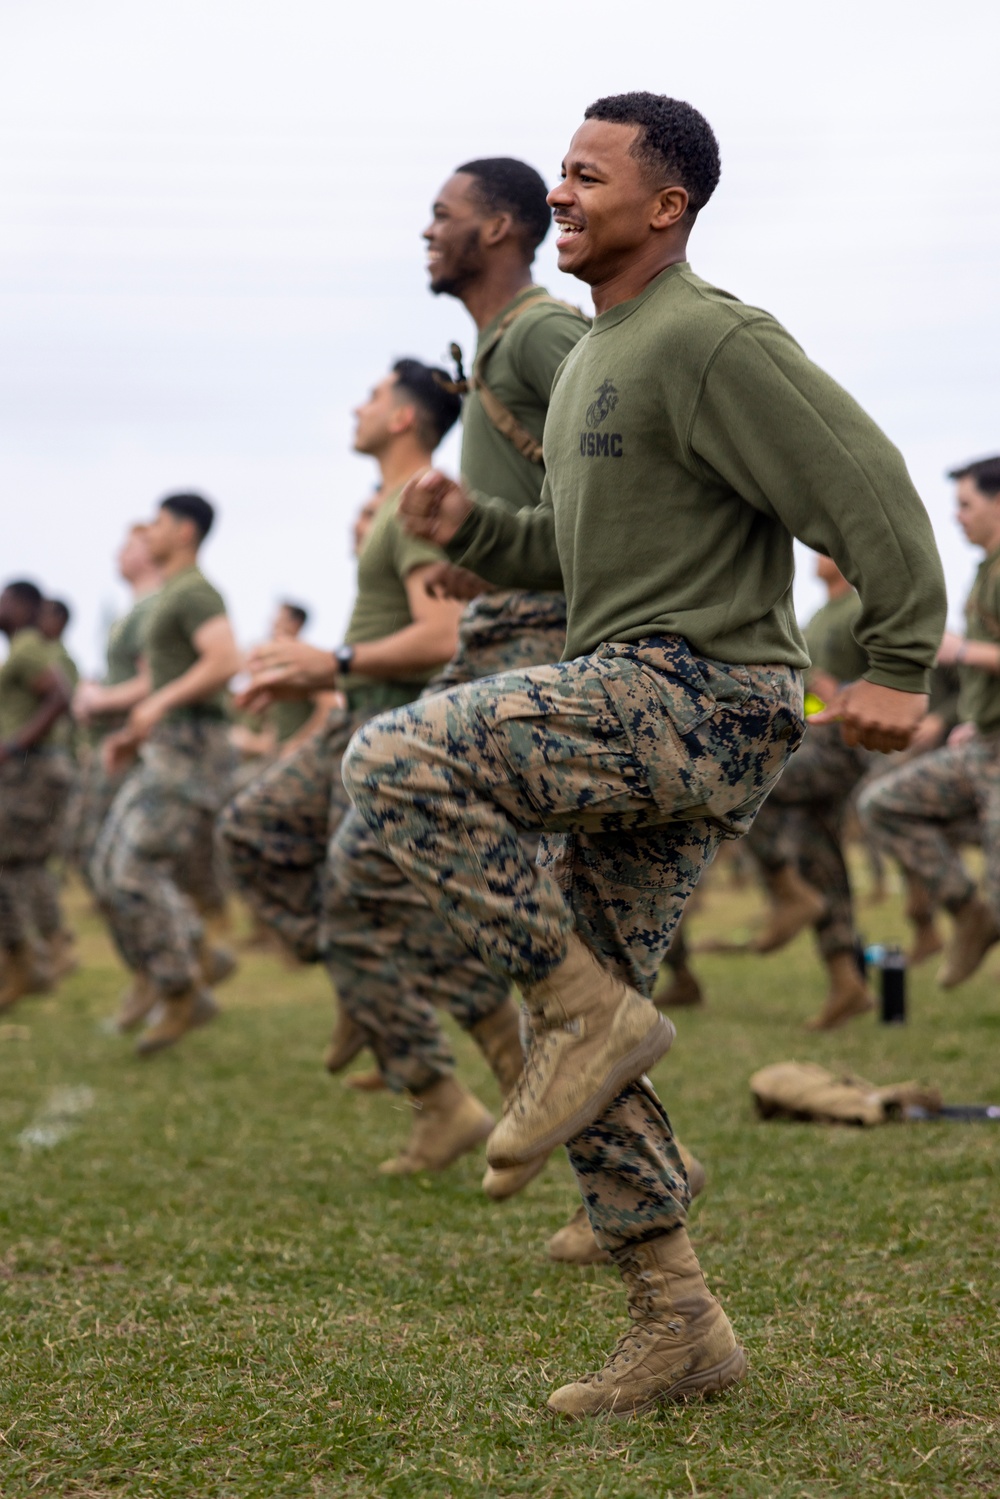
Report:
399,469,474,547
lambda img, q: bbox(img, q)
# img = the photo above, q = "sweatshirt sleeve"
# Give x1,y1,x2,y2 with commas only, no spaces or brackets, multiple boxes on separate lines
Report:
446,479,563,590
688,320,946,693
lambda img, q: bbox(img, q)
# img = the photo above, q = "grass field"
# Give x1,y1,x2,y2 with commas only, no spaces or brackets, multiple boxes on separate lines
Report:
1,865,998,1498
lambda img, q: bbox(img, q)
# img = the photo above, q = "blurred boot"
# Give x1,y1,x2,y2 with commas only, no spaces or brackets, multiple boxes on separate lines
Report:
805,950,875,1030
546,1144,706,1266
938,895,999,989
135,986,219,1056
751,866,826,953
378,1076,493,1175
115,972,159,1033
0,944,35,1013
653,961,704,1009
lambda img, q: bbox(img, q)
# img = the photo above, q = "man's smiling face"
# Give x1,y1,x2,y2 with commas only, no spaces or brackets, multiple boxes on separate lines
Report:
547,119,671,287
423,173,489,296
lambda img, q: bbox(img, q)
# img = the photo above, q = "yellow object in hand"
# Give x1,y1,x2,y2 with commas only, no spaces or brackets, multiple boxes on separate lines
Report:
804,692,827,717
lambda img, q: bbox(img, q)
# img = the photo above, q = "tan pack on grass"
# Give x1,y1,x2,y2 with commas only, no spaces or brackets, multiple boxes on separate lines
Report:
750,1061,942,1126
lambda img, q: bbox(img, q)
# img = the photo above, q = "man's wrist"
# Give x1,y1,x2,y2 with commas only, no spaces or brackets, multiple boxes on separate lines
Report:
333,645,355,676
955,639,969,664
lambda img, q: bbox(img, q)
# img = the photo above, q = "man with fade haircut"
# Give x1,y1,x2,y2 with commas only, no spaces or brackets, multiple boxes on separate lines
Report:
343,91,946,1415
257,159,591,1185
862,454,1000,989
288,158,595,1188
222,358,509,1164
93,492,242,1054
0,580,73,1011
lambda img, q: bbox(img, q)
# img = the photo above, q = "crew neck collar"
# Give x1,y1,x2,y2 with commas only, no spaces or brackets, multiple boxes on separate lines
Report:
591,262,689,333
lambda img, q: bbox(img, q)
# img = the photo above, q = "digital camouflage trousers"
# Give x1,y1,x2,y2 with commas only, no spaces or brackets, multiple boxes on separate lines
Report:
92,719,235,995
746,721,870,959
77,743,230,917
342,635,804,1251
218,703,512,1088
218,705,364,963
858,730,1000,922
324,590,568,1093
0,748,76,950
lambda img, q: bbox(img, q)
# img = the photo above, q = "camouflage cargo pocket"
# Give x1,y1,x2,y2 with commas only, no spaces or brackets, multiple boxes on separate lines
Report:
477,665,656,832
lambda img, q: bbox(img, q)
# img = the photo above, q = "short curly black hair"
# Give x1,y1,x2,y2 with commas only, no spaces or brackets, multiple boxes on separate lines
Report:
455,158,551,255
583,92,721,217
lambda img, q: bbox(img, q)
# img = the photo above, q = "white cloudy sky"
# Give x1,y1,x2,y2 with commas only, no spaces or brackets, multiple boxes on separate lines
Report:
2,0,998,672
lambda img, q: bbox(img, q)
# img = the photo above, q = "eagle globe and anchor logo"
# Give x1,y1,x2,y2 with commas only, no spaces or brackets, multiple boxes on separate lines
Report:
580,378,623,457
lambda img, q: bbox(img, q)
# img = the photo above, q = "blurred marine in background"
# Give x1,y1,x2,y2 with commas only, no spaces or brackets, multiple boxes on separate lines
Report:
91,493,241,1054
0,580,73,1010
862,454,1000,989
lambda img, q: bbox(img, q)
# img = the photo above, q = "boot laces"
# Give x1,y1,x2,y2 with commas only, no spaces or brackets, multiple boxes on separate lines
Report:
504,1026,560,1119
578,1268,683,1385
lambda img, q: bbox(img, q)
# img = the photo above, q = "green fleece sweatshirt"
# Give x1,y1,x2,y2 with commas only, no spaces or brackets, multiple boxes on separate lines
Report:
449,263,945,692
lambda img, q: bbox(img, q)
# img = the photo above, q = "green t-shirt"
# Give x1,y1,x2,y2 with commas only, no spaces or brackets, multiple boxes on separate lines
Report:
107,592,158,687
91,590,159,734
460,287,590,514
270,697,314,742
0,628,58,742
47,640,79,753
448,262,945,689
959,547,1000,733
802,590,867,685
143,566,228,718
343,490,445,693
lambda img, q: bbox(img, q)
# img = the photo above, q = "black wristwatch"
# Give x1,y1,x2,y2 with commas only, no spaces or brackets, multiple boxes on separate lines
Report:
334,645,355,676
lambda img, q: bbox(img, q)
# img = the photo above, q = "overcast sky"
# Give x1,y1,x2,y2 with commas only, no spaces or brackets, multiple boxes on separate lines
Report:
2,0,998,672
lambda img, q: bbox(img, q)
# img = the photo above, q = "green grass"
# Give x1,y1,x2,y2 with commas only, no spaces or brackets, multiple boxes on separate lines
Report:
1,865,998,1498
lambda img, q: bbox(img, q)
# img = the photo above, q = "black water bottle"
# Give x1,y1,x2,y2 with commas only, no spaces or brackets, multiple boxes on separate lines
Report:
880,946,907,1024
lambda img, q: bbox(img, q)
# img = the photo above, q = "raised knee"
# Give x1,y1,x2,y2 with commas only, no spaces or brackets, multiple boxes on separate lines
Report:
341,716,394,801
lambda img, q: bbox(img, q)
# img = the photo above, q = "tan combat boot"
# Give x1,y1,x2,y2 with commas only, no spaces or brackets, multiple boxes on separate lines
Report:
481,1153,551,1201
547,1226,746,1417
344,1067,385,1091
199,940,237,988
324,1004,368,1073
752,865,826,953
547,1206,613,1266
486,935,674,1169
135,986,219,1056
115,972,160,1032
479,1001,552,1199
653,961,704,1009
378,1076,493,1175
806,951,875,1031
546,1144,707,1266
938,895,999,988
470,994,524,1096
904,874,943,965
45,929,79,983
0,944,35,1013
